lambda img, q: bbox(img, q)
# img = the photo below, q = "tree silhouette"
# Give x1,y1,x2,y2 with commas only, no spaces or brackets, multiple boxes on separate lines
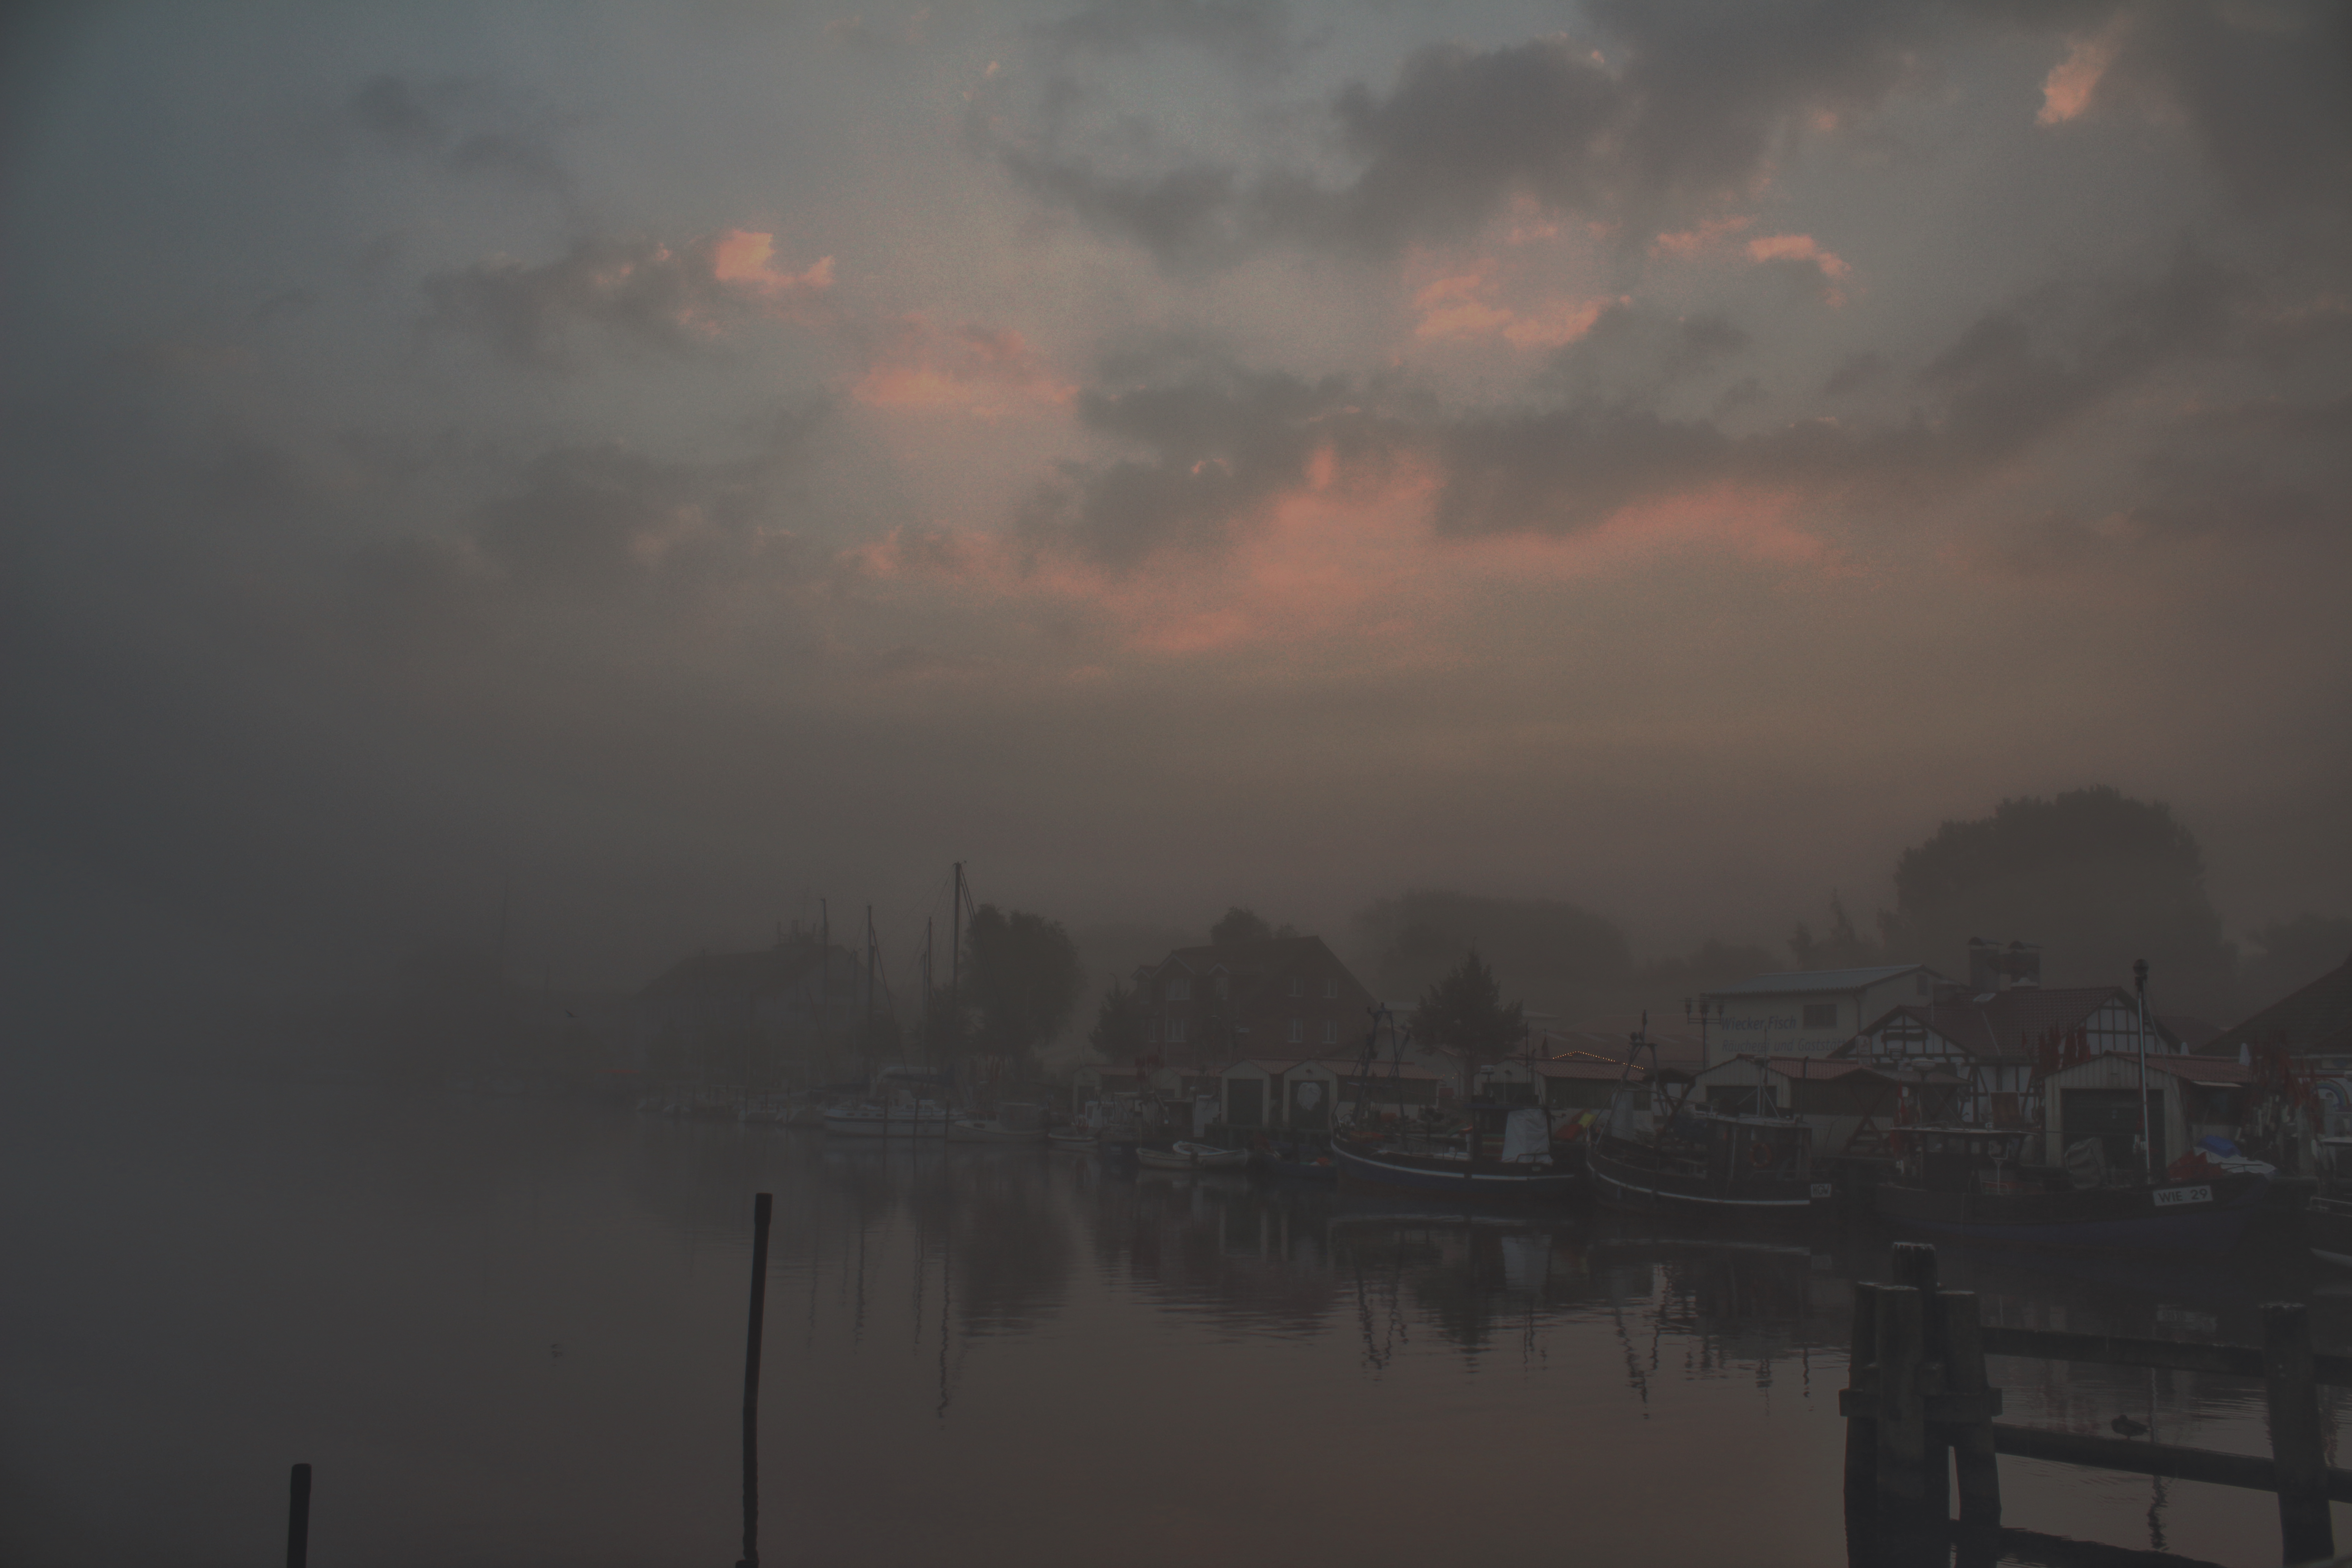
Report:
961,904,1082,1063
1411,949,1525,1064
1883,786,2234,1013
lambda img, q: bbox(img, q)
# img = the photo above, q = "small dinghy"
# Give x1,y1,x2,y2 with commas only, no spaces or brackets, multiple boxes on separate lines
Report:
1135,1141,1250,1171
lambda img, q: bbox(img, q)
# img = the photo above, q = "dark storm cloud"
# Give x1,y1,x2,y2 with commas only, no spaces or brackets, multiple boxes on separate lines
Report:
1017,368,1387,566
1915,245,2242,462
1012,245,2314,553
2032,0,2352,214
1539,304,1751,402
998,1,2351,271
1033,0,1308,78
993,2,1932,264
346,74,573,194
419,234,826,368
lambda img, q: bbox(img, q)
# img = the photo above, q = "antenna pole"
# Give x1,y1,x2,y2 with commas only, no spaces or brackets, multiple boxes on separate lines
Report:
2135,958,2152,1182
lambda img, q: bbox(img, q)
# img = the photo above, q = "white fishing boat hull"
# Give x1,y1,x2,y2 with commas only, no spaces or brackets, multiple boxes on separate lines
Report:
1135,1141,1250,1171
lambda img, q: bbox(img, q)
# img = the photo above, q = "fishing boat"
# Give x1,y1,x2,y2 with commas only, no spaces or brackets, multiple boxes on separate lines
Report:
1583,1030,1828,1214
1135,1140,1250,1171
1872,1127,2270,1254
1254,1136,1339,1183
1047,1129,1098,1151
1585,1099,1826,1213
1331,1105,1579,1201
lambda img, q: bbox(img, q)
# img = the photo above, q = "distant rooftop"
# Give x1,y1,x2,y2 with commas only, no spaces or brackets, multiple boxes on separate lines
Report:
1704,964,1931,998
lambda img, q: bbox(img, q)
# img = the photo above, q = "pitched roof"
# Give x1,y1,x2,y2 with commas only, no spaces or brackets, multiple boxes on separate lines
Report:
2205,951,2352,1058
1142,935,1370,1004
1704,964,1931,997
1856,985,2175,1063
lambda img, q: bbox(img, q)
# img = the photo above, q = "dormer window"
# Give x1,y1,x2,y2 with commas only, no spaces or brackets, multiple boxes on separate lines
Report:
1215,975,1229,1000
1323,978,1337,999
1168,978,1191,1002
1288,977,1303,998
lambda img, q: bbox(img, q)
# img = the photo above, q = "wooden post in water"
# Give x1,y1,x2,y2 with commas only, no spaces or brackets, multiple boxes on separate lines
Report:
285,1463,311,1568
2263,1300,2332,1563
1843,1281,1880,1513
738,1193,774,1568
1873,1285,1927,1504
1890,1244,1950,1519
1940,1291,2002,1527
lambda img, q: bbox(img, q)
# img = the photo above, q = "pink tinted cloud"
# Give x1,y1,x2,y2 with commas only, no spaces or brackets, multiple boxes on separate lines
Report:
1651,215,1755,259
846,447,1831,671
1411,267,1622,348
709,230,835,299
2038,20,2127,126
854,315,1074,416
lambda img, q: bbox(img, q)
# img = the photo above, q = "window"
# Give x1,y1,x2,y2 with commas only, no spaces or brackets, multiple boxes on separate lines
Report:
1288,976,1303,997
1803,1003,1838,1030
1214,975,1228,1000
1147,1019,1159,1044
1167,1017,1187,1044
1288,1019,1303,1044
1321,1019,1336,1045
1168,978,1191,1001
1323,978,1337,999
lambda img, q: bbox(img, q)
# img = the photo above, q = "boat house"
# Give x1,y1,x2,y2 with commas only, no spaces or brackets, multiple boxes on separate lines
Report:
2034,1052,2252,1170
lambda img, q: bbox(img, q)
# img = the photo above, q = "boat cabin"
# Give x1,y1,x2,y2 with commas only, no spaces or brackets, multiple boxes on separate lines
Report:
1893,1127,2044,1195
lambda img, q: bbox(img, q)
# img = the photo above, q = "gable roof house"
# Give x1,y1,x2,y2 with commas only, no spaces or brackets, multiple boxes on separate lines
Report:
1840,978,2184,1129
1132,935,1380,1070
2204,948,2352,1068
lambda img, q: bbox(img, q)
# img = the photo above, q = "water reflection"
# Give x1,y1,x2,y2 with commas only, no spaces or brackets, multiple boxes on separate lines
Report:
5,1081,2344,1568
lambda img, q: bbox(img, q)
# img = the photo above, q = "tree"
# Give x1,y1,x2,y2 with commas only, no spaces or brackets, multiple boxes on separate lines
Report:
1789,893,1886,971
1882,786,2236,1014
960,904,1082,1064
1210,906,1294,944
1086,977,1150,1058
1356,890,1632,1023
1410,949,1525,1067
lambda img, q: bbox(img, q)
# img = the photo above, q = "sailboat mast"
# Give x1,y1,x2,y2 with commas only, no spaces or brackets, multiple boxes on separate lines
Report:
865,906,877,1047
950,862,965,1050
819,898,829,1058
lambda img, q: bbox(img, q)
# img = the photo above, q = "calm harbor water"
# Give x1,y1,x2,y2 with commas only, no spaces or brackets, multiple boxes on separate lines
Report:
6,1078,2347,1567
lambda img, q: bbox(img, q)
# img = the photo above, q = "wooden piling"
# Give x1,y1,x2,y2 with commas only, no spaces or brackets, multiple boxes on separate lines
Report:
1874,1285,1928,1503
1940,1292,2002,1526
286,1463,311,1568
738,1192,774,1568
1891,1245,1952,1519
1844,1281,1881,1513
2263,1300,2332,1564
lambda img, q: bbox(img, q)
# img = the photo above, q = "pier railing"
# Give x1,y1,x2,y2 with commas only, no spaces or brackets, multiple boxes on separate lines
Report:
1841,1241,2344,1565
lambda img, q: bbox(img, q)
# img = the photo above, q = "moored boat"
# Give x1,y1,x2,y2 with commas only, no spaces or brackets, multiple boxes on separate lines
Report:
1331,1107,1578,1201
824,1101,950,1137
1872,1127,2269,1254
1585,1104,1826,1214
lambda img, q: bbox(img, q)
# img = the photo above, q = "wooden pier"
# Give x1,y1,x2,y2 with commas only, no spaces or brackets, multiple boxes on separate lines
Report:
1840,1242,2347,1565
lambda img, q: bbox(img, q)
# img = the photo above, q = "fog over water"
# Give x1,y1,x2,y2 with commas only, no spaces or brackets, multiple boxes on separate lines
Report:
6,1079,2342,1567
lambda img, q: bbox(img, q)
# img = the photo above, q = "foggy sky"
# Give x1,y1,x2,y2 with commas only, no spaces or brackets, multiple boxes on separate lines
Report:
5,2,2348,1021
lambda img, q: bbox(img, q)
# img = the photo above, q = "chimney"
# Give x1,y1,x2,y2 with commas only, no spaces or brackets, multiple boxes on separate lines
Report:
1967,938,2042,991
2003,941,2041,989
1967,937,2001,993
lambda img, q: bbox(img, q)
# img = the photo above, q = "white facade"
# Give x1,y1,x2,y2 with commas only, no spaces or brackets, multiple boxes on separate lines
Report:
1700,965,1938,1067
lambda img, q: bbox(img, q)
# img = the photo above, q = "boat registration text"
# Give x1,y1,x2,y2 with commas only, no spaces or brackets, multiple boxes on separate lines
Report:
2153,1185,2212,1206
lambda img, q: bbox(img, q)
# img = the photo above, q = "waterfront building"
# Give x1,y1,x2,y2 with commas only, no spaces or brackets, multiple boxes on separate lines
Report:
1842,982,2184,1129
1699,963,1940,1066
